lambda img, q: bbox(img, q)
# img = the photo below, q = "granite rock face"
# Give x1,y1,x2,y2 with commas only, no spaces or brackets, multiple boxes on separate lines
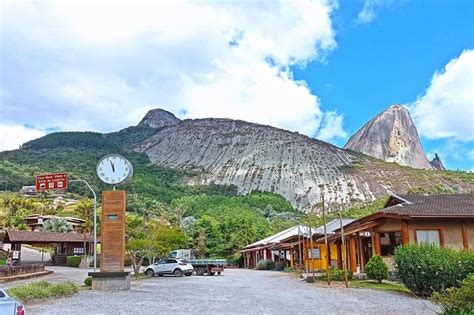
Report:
344,105,433,169
136,118,381,211
138,109,181,129
430,153,446,170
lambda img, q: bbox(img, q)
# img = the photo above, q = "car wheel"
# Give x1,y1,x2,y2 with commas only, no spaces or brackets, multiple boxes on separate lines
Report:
173,269,183,277
145,269,155,277
209,271,216,276
185,273,192,277
217,272,221,275
158,274,164,277
195,268,205,276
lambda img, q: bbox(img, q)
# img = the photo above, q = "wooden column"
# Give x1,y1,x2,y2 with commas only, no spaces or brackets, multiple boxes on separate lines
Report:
401,220,409,244
290,249,294,269
336,241,343,270
461,220,469,250
349,237,357,272
373,229,381,255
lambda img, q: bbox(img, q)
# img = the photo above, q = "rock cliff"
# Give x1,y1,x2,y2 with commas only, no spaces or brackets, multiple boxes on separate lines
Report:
138,109,181,129
344,105,433,169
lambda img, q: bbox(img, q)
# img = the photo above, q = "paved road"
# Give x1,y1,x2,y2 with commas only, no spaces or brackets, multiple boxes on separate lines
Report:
26,269,438,314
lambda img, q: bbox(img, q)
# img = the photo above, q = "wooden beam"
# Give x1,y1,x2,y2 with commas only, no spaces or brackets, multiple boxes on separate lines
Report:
461,220,469,250
401,220,409,244
349,238,357,272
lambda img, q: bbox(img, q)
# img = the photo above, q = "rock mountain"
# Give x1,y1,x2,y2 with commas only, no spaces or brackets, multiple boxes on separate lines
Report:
132,106,468,212
344,105,434,169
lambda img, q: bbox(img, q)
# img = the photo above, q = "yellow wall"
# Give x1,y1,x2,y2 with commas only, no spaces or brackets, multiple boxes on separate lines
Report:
303,243,330,270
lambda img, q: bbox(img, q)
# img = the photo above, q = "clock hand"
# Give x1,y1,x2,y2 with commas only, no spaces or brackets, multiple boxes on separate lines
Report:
110,161,115,172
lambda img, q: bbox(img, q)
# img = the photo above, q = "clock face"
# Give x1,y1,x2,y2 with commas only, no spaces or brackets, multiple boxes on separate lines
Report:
96,154,133,185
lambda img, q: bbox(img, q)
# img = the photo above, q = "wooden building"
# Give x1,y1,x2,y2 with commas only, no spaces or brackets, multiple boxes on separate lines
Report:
2,230,94,265
326,194,474,273
25,215,85,233
240,219,353,271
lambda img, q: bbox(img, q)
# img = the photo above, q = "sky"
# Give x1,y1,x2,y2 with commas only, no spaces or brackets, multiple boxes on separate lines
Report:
0,0,473,170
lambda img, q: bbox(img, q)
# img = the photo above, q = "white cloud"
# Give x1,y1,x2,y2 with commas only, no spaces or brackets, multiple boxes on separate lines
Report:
1,0,342,150
410,50,474,142
315,111,348,142
0,123,46,151
355,0,395,24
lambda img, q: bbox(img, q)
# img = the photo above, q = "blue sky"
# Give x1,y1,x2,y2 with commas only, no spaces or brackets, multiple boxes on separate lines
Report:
0,0,473,170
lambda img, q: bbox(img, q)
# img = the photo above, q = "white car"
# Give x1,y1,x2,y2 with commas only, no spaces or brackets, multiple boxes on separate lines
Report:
145,259,194,277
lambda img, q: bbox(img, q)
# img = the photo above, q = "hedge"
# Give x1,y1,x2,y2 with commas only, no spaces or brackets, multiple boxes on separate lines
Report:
6,281,78,302
66,256,82,268
394,244,474,296
432,273,474,314
256,260,276,270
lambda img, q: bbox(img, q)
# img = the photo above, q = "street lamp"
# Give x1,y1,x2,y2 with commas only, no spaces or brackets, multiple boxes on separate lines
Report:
69,179,97,272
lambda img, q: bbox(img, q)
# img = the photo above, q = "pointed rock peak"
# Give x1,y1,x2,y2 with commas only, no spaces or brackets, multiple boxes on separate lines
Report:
344,104,433,169
139,108,181,129
430,153,446,171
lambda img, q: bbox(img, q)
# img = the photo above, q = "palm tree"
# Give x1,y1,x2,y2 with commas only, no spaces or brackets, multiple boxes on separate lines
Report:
41,218,73,233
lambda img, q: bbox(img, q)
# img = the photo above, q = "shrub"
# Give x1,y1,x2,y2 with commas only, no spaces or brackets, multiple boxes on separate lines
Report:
394,244,474,296
432,273,474,314
66,256,82,268
7,281,78,302
316,268,353,281
256,260,276,270
84,276,92,286
365,255,388,283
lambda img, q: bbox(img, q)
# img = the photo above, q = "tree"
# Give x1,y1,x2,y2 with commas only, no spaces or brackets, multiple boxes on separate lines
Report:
365,255,388,283
74,198,94,232
42,218,73,233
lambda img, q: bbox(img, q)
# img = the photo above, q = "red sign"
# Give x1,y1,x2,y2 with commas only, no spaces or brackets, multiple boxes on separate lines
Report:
35,173,68,191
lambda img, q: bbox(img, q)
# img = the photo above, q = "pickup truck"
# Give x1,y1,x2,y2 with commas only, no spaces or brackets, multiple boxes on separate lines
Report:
0,289,25,315
168,249,227,276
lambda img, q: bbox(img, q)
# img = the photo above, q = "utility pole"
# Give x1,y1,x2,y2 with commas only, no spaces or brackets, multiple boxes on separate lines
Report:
69,179,97,272
339,206,348,288
322,192,330,285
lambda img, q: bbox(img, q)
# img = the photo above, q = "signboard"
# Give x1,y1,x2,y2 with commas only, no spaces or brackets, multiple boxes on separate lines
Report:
35,173,68,191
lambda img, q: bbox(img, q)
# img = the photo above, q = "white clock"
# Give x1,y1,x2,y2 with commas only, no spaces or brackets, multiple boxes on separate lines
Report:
96,154,133,185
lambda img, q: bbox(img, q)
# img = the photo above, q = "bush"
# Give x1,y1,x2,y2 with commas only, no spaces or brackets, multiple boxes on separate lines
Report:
256,260,276,270
84,276,92,286
432,273,474,314
316,268,353,281
394,244,474,296
365,255,388,283
66,256,82,268
7,281,78,302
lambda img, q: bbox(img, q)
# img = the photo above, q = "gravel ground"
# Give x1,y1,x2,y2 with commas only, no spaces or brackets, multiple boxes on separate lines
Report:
27,269,439,315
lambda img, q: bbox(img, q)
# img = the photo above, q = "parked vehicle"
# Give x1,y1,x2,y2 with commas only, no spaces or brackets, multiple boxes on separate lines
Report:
0,289,25,315
144,258,194,277
168,249,227,276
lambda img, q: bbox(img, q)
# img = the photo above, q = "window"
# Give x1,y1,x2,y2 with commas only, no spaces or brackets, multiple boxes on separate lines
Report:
416,230,441,247
73,247,85,254
308,248,320,259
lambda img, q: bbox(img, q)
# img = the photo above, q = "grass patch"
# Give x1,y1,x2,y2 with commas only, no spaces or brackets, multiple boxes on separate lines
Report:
350,279,410,293
6,280,78,302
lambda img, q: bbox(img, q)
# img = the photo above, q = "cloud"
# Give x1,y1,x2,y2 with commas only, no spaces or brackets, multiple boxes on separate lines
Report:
354,0,395,24
0,123,46,151
315,111,348,143
1,0,342,150
409,50,474,142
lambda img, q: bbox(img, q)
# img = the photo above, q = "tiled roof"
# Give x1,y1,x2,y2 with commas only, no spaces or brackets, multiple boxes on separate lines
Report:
4,230,93,243
381,194,474,217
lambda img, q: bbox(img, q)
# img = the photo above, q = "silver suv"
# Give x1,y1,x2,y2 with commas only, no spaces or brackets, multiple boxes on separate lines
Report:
145,259,194,277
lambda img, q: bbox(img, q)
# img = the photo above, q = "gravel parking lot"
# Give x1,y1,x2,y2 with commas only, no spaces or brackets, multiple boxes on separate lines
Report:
27,269,439,314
